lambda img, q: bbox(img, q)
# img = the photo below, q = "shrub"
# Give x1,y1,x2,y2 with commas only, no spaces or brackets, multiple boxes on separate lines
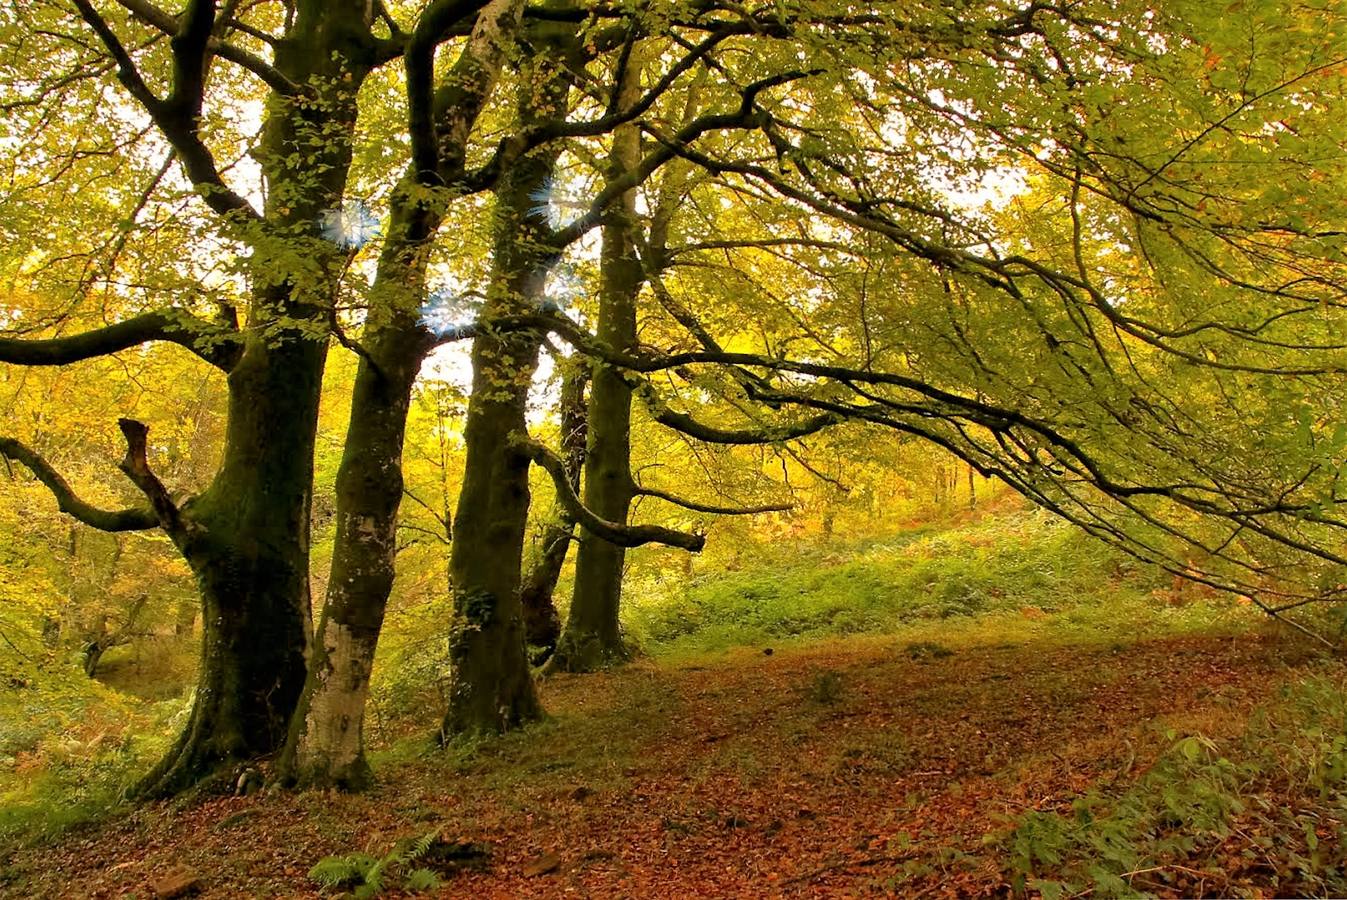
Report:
995,676,1347,898
624,508,1172,655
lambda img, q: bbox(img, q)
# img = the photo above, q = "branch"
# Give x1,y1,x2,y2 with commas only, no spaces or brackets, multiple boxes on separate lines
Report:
116,419,183,534
636,486,793,516
638,385,839,444
518,438,705,551
406,0,495,181
0,438,157,532
0,311,242,370
469,27,734,186
114,0,302,96
546,70,819,247
164,0,216,119
70,0,263,224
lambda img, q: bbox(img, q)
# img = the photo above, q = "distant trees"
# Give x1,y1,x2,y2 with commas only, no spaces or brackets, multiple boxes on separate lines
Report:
1,0,1345,797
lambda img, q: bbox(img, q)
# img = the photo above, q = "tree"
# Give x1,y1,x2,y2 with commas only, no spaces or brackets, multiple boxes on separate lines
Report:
0,0,389,795
3,0,1346,799
546,48,648,672
518,360,588,661
278,0,548,788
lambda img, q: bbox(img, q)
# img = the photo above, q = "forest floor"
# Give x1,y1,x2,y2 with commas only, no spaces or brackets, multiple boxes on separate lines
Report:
3,619,1340,898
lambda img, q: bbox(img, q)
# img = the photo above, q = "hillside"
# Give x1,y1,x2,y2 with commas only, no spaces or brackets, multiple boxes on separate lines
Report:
4,509,1345,898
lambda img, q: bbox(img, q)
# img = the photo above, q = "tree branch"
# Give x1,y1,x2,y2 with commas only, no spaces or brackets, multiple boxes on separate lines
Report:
546,69,818,248
0,311,242,370
116,418,183,535
406,0,495,181
518,438,705,551
635,486,793,516
114,0,301,96
0,437,157,532
637,384,839,444
70,0,263,224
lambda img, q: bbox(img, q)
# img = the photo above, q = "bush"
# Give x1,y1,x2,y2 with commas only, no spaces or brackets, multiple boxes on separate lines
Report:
0,663,186,848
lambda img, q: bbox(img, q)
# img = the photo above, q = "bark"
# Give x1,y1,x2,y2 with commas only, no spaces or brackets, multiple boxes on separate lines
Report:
129,3,380,798
548,65,645,674
519,364,588,661
132,332,333,796
276,0,528,790
274,325,425,790
441,60,571,739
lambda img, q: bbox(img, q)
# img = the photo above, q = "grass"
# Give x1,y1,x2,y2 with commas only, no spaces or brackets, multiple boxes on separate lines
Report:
997,670,1347,898
0,650,189,849
623,503,1248,658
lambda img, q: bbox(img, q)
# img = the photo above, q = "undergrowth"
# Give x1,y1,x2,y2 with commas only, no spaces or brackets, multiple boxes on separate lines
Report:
309,828,447,898
996,671,1347,898
623,507,1238,656
0,660,186,849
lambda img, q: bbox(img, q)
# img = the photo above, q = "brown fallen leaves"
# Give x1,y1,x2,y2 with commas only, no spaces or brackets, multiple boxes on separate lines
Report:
3,630,1330,899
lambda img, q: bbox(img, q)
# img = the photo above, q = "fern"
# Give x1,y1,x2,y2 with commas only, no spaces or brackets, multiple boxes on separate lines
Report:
408,827,441,861
405,867,442,892
360,857,386,895
308,852,376,889
308,830,445,897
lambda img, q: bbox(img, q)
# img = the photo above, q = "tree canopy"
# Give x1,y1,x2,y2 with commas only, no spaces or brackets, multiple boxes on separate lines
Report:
0,0,1345,798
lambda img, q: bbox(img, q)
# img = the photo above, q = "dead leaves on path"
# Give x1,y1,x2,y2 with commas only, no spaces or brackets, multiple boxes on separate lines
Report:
6,631,1329,898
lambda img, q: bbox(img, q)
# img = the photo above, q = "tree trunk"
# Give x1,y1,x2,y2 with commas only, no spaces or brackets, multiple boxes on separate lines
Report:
134,4,377,798
277,0,533,788
441,65,570,737
82,641,106,678
275,334,424,788
548,72,644,674
442,324,544,736
174,596,197,639
135,332,332,797
519,364,588,661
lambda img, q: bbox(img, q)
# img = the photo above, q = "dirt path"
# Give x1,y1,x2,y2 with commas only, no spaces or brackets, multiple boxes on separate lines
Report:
2,630,1326,898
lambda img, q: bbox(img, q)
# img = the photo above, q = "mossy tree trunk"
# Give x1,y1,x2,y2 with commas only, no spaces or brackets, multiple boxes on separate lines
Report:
136,322,337,796
275,191,441,789
441,59,572,739
276,0,530,789
519,363,588,661
548,72,644,674
128,2,381,798
0,0,380,798
273,326,426,789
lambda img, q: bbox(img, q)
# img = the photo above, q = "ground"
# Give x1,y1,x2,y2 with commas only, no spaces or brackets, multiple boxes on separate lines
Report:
3,619,1335,898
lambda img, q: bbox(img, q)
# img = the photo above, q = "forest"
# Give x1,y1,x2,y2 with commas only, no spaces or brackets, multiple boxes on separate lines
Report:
0,0,1346,896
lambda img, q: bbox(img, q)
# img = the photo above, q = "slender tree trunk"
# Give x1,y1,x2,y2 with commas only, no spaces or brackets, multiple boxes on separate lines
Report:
276,193,436,789
519,364,588,661
174,596,197,639
441,67,570,738
277,0,531,788
548,72,644,674
276,336,424,789
82,639,107,678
